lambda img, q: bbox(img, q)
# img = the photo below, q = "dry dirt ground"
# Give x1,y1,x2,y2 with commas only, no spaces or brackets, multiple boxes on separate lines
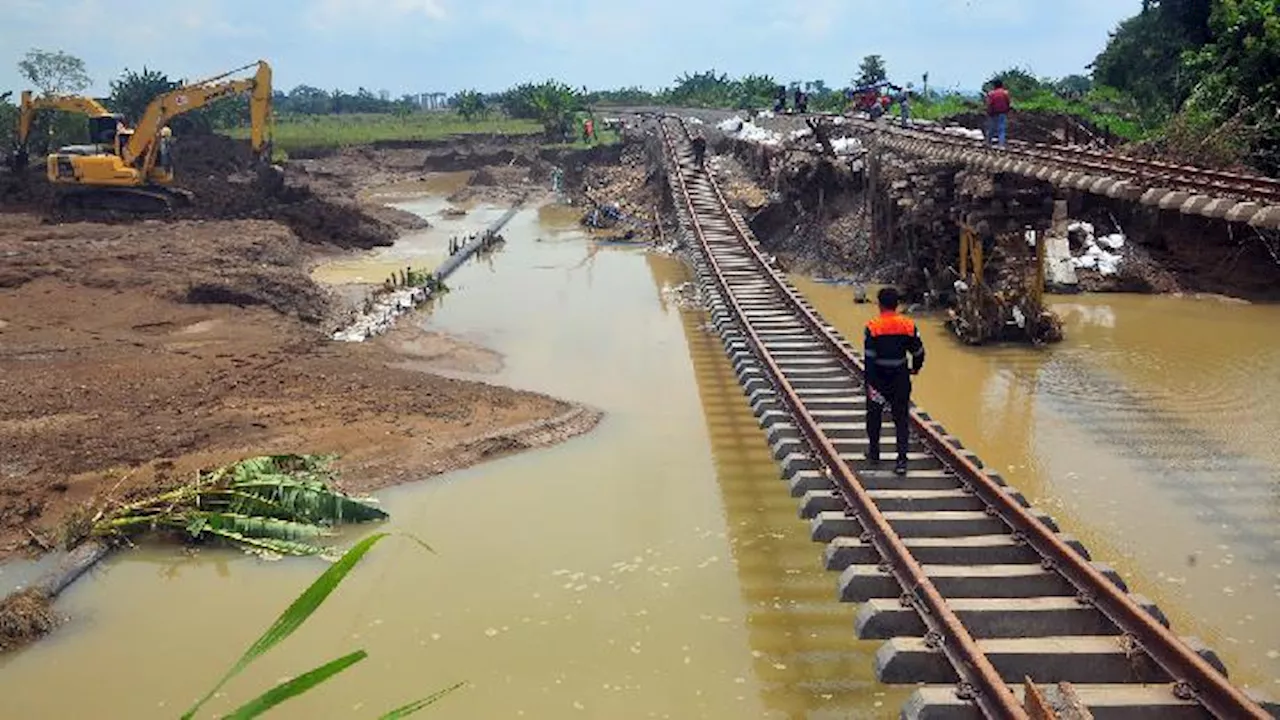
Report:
0,137,603,561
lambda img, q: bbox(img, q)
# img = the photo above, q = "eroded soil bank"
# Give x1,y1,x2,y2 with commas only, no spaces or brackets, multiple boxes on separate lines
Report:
0,135,606,563
664,109,1280,302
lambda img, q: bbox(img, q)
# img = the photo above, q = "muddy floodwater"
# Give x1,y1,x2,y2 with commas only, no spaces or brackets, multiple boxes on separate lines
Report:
2,192,1278,717
796,279,1280,693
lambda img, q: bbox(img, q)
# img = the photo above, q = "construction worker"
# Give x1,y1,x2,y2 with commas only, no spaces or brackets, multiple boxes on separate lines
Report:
691,133,707,166
863,287,925,475
985,80,1012,147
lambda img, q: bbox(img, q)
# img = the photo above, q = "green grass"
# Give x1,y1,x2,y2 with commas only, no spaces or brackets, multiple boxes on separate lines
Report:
911,94,977,122
541,127,623,150
229,112,542,152
910,91,1147,141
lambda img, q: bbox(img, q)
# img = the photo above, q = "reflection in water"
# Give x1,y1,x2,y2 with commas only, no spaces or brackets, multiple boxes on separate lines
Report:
312,197,513,286
666,257,907,716
0,204,825,719
2,203,1277,715
794,280,1280,691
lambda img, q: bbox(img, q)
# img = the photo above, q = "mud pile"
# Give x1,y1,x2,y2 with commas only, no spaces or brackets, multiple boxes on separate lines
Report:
581,143,659,227
0,134,404,251
0,214,332,322
942,110,1117,148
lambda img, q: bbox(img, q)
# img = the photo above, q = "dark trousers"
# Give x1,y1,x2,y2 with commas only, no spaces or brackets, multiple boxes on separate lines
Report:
866,370,911,460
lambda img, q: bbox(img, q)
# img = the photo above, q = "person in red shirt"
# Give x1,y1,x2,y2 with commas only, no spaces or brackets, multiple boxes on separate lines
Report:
985,80,1012,147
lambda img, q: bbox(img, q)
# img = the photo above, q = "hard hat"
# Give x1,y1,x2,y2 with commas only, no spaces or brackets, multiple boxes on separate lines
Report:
160,126,172,137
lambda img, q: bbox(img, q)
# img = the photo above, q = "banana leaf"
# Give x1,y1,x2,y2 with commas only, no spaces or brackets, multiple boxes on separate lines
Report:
191,512,332,543
231,479,388,524
92,453,384,553
225,455,336,483
200,527,327,557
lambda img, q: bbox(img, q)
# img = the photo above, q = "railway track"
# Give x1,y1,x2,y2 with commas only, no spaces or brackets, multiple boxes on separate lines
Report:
657,114,1277,719
835,116,1280,229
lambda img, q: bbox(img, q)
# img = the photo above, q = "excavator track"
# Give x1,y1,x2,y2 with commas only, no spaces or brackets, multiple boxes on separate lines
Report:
54,186,193,216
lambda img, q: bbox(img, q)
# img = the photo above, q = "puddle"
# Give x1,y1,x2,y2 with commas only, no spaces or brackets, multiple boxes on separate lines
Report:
311,199,513,287
389,330,504,375
358,172,475,202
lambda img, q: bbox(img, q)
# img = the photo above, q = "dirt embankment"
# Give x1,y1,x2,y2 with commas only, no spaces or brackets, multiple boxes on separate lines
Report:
1,134,426,251
681,117,1280,301
0,133,604,562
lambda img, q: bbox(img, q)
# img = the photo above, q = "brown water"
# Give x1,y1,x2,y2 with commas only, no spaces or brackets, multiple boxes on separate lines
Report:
2,195,1277,717
794,279,1280,693
0,202,885,719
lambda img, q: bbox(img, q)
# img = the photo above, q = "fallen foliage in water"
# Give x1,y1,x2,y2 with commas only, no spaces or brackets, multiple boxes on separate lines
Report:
0,588,55,653
92,454,389,558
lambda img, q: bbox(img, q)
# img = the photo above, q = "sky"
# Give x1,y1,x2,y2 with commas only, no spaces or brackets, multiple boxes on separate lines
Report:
2,0,1143,98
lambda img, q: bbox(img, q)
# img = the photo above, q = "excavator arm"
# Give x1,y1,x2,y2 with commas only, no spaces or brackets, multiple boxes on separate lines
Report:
122,60,273,174
17,91,116,145
10,91,121,172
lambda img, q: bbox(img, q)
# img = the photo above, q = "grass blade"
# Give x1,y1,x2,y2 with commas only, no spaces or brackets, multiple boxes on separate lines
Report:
181,532,390,719
376,682,467,719
222,650,367,720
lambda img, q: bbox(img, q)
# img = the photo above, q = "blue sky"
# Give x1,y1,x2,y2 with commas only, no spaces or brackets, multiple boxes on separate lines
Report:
2,0,1143,98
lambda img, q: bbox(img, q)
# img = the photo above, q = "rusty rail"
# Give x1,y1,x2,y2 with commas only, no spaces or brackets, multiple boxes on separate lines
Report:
659,113,1270,719
849,117,1280,204
661,116,1027,719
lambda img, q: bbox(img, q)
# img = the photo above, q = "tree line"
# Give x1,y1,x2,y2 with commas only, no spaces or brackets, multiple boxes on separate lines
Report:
1092,0,1279,172
5,1,1276,173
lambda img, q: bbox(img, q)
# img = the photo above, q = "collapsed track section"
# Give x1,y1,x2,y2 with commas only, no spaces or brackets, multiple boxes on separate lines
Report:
657,114,1276,719
842,116,1280,229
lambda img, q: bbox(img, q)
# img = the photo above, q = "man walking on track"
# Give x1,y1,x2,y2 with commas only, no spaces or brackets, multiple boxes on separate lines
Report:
863,287,925,475
691,133,707,166
985,80,1012,148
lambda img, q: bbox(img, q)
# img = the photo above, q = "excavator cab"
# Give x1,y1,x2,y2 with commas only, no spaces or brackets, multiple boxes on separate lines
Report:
89,115,124,146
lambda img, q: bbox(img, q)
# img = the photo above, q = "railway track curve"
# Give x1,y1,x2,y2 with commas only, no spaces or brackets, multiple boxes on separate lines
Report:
657,114,1277,719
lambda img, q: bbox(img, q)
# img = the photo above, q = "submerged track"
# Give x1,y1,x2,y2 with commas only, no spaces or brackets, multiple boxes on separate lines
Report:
658,115,1276,719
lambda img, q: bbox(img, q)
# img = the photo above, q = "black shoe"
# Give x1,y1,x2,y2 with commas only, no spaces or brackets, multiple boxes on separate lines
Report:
894,457,908,476
866,447,881,467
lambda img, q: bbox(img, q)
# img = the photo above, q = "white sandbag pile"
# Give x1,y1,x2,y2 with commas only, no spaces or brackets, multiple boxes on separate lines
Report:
1067,221,1125,276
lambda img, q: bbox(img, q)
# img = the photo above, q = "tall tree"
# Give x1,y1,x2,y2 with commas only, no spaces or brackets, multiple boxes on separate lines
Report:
18,48,91,96
856,55,888,87
109,67,179,123
1091,0,1213,118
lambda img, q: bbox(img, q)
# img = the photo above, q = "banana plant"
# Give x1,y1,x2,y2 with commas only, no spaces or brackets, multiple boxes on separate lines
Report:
93,455,388,557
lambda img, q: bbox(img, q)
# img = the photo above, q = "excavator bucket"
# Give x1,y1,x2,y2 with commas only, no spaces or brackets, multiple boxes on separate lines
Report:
255,162,285,196
7,148,28,174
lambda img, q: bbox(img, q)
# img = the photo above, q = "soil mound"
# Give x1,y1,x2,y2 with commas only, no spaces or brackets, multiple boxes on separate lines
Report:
0,214,331,322
942,110,1116,147
0,134,400,250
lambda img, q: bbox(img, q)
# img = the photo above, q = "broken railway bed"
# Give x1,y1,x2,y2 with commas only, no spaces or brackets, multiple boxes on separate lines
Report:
656,114,1277,720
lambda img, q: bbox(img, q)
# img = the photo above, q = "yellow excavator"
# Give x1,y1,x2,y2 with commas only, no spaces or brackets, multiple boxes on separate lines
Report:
10,60,280,213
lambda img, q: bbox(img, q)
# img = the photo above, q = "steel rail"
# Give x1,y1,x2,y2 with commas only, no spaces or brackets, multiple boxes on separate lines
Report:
663,114,1270,719
844,116,1280,203
659,116,1027,719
